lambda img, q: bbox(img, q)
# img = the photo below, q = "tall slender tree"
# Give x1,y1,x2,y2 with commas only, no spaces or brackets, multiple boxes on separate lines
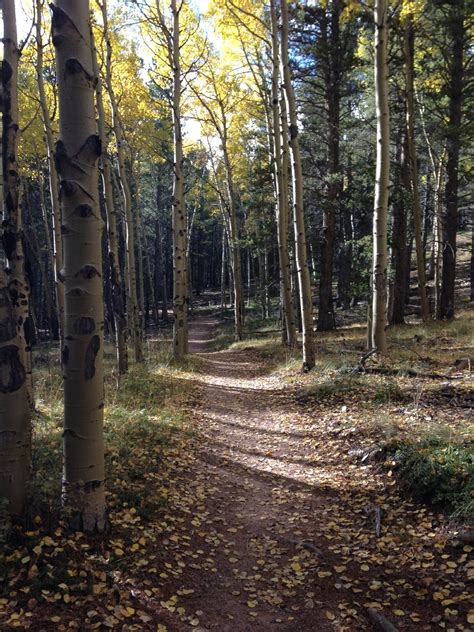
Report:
370,0,389,353
52,0,106,532
270,0,296,347
91,23,128,374
35,0,65,343
280,0,315,370
99,0,143,362
439,0,465,320
0,0,31,514
2,0,33,400
404,13,429,322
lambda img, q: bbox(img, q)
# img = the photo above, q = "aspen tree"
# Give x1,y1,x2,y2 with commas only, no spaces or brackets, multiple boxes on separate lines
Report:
404,13,429,322
270,0,296,347
91,23,128,373
35,0,65,343
170,0,188,358
0,0,31,514
1,0,33,400
370,0,389,354
51,0,106,532
98,0,143,362
280,0,315,370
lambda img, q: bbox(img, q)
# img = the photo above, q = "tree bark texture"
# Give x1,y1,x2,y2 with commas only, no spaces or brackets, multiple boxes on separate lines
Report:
35,0,65,344
2,0,33,400
371,0,389,353
171,0,188,359
91,23,128,374
52,0,106,532
270,0,296,347
280,0,315,370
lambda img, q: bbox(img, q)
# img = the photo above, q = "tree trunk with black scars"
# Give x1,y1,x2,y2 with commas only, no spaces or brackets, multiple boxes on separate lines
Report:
0,0,31,514
404,15,429,322
52,0,106,532
370,0,389,354
1,0,33,402
171,0,188,359
439,0,465,320
91,24,128,375
35,0,64,346
280,0,315,370
270,0,296,347
318,0,341,332
99,0,142,362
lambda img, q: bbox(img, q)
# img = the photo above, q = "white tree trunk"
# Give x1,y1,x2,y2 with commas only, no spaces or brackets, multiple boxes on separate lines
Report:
280,0,315,370
371,0,390,354
52,0,106,531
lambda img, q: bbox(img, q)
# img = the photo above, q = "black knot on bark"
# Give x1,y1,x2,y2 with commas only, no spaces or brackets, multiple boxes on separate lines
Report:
0,345,26,393
50,4,69,30
82,134,102,158
2,230,16,261
60,180,76,198
289,124,298,140
52,34,64,47
76,265,101,280
73,316,95,335
65,58,93,83
1,60,13,84
84,479,103,492
85,335,100,380
75,204,93,218
67,287,86,297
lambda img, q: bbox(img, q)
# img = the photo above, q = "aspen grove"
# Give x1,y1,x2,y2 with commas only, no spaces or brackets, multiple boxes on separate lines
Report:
0,0,473,629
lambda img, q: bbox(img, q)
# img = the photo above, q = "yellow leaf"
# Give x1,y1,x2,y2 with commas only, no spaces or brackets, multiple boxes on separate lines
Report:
247,600,257,608
291,563,302,573
325,611,335,621
393,609,405,616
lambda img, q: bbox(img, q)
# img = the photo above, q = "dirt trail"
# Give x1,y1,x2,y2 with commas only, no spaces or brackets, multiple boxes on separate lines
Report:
174,316,337,630
152,316,469,632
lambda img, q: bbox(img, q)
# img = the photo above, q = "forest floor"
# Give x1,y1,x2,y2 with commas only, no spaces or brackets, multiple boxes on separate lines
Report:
0,308,473,631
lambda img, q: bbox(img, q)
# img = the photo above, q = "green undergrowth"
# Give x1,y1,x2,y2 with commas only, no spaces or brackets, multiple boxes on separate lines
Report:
16,340,195,533
392,434,474,521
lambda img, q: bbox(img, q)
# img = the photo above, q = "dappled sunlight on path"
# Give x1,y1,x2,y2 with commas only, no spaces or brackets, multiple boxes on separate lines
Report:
143,315,472,631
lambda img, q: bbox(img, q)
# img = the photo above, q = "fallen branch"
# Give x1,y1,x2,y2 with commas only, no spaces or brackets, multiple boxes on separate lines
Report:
375,506,382,538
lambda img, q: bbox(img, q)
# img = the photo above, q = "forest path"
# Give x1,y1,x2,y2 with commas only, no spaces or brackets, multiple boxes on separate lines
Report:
155,316,344,631
152,315,470,632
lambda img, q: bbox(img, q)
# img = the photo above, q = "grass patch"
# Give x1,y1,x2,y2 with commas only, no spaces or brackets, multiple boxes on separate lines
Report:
5,339,194,539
